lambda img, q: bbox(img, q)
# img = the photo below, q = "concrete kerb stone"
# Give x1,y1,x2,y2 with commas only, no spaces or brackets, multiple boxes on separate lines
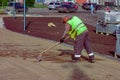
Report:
7,14,44,17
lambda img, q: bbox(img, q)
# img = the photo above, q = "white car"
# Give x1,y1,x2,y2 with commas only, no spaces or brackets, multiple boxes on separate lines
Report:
48,2,60,10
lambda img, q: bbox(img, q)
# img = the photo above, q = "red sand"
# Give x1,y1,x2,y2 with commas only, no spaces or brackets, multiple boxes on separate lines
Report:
3,17,116,57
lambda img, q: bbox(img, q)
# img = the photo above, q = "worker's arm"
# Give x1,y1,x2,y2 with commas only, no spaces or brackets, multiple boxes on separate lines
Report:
60,23,71,43
62,23,71,38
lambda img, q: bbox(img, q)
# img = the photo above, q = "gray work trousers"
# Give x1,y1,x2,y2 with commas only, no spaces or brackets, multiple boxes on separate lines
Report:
74,31,92,56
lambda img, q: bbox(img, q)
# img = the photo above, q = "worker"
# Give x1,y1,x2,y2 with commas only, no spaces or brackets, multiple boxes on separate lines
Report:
90,4,94,14
59,15,95,63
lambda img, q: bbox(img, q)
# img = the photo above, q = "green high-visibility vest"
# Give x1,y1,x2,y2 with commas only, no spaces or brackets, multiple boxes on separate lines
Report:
67,16,87,40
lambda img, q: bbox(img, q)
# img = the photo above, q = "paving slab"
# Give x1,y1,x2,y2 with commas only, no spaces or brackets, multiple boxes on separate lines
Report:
0,29,120,80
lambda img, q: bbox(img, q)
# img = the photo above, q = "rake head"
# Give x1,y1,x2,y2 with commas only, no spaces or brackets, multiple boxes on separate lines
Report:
36,55,42,62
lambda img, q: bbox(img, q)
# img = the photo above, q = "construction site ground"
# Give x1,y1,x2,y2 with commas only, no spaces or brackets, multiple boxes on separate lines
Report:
0,11,120,80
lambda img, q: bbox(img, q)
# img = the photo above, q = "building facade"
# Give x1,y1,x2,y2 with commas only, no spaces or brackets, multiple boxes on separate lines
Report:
13,0,120,6
44,0,120,5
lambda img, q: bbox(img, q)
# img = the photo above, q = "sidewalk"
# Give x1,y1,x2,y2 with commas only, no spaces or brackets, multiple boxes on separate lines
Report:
0,28,120,80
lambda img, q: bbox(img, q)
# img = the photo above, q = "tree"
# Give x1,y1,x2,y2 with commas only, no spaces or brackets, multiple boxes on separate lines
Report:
0,0,8,8
0,0,35,8
26,0,35,7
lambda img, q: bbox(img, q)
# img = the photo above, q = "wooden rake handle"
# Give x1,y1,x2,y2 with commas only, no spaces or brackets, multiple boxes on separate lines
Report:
39,36,70,55
39,42,60,54
36,36,70,62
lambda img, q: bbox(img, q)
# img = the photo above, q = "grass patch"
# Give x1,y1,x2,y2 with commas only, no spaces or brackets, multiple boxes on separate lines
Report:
33,3,48,8
0,9,5,14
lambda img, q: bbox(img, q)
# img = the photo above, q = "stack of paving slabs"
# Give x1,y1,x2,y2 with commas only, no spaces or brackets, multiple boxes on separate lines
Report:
96,11,120,35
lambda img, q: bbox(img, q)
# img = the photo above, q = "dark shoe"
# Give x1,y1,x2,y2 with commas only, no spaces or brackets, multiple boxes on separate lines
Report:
89,55,95,63
71,55,80,63
89,55,94,59
89,59,95,63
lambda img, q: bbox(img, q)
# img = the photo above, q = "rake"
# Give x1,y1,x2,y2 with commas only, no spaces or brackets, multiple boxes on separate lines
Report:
36,36,69,62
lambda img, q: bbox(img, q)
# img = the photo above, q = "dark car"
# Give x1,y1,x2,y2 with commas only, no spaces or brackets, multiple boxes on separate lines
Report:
6,2,28,13
82,3,98,11
61,2,75,5
57,3,78,13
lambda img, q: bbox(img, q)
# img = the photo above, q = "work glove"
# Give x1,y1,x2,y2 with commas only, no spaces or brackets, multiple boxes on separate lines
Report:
59,38,64,43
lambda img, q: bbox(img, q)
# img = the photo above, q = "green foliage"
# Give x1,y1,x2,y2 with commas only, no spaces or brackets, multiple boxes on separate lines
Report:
34,3,48,8
26,0,35,7
0,0,36,8
0,0,8,6
0,9,5,14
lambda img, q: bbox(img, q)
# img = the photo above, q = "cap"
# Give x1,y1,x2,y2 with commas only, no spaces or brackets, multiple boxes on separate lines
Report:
62,15,71,23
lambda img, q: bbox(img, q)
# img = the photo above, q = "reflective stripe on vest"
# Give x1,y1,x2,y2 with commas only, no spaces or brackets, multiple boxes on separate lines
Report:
67,16,87,40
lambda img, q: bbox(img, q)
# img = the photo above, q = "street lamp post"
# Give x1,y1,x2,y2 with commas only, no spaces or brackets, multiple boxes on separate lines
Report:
13,1,16,19
24,0,26,31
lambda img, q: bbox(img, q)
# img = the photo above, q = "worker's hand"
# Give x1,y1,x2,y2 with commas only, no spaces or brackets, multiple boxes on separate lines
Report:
59,38,64,43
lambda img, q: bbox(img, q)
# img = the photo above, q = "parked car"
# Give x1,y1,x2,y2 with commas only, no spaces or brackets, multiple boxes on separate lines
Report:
48,2,60,10
57,3,78,13
6,2,28,13
61,2,75,5
7,2,28,12
82,3,99,11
